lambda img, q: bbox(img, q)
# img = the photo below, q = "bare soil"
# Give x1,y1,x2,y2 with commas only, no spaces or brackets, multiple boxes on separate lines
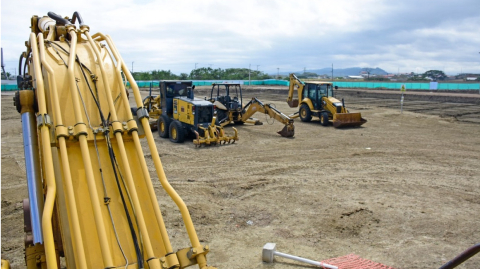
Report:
2,87,479,269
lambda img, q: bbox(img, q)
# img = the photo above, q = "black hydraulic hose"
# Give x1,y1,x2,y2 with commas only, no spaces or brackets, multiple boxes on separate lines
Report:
47,12,71,25
105,135,144,269
61,40,144,267
71,11,85,26
78,66,144,269
18,53,23,76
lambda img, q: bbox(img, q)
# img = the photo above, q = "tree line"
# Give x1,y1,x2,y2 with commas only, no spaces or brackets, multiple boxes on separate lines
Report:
132,67,272,81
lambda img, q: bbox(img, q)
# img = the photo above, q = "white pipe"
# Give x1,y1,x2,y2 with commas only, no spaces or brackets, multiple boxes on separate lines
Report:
274,250,338,269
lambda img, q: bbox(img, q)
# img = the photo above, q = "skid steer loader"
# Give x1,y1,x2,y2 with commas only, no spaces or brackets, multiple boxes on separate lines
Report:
287,74,367,127
142,80,238,146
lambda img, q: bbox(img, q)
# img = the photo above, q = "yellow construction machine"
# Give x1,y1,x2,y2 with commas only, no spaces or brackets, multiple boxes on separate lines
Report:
142,80,238,146
209,83,295,137
287,73,366,127
8,11,218,269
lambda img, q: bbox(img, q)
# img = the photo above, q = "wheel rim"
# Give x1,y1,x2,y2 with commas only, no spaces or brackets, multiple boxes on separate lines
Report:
171,127,177,139
160,122,165,133
301,109,306,117
321,116,324,124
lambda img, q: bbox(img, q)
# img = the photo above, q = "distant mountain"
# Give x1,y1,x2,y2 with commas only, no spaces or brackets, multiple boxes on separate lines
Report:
276,67,389,77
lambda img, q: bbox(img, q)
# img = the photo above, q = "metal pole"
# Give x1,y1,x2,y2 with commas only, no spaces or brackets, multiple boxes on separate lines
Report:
274,251,337,269
401,92,404,114
249,64,251,86
1,47,7,79
332,63,333,80
439,243,480,269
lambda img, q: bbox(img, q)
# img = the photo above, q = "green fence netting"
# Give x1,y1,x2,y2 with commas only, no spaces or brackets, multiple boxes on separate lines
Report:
331,81,479,90
4,80,478,91
1,84,18,91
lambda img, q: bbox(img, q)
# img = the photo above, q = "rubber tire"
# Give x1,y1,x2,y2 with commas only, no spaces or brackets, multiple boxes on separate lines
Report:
157,115,171,138
299,104,312,122
169,120,185,143
320,112,329,126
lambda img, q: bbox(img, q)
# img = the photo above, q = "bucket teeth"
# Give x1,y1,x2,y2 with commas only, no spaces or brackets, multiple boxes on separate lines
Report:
193,126,238,147
277,125,295,137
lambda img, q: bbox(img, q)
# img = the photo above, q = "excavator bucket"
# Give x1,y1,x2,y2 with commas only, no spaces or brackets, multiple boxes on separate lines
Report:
277,124,295,137
287,99,299,108
333,113,367,128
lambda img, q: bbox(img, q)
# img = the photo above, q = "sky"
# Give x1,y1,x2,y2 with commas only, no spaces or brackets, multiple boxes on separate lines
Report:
1,0,480,76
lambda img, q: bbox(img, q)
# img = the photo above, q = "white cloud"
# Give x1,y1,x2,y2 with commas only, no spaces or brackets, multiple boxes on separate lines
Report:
1,0,479,75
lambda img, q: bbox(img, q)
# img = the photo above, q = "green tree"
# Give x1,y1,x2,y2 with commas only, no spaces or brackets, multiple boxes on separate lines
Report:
179,73,189,80
1,72,11,79
423,70,447,81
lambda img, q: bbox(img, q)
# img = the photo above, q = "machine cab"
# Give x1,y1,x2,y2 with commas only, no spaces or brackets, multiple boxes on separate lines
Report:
160,81,194,116
210,83,243,111
302,83,334,110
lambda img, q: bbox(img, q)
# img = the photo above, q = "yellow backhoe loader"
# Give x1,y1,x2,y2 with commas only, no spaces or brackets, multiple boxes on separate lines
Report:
8,11,218,269
141,80,238,146
209,83,295,137
287,73,366,127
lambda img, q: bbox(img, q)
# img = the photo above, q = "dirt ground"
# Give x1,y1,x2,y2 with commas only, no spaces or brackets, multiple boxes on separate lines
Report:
2,87,480,269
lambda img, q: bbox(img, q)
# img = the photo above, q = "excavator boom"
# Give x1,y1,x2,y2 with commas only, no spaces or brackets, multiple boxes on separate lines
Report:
242,98,295,137
14,12,216,269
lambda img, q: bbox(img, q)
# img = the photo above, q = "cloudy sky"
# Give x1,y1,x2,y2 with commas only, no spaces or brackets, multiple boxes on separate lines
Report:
2,0,479,76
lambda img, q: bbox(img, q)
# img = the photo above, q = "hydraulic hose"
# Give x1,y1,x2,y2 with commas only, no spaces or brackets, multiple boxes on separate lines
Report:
71,11,84,26
47,12,71,25
18,53,23,77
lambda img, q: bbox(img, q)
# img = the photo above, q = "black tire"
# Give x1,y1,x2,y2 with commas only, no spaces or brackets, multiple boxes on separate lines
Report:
299,104,312,122
157,115,171,138
320,112,329,126
169,120,185,143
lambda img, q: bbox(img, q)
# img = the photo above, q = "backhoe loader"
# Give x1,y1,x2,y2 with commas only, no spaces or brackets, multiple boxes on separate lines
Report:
287,74,366,127
209,83,295,137
9,11,218,269
141,80,238,146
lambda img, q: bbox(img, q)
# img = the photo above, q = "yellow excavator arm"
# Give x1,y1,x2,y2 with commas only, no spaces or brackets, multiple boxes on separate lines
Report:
287,73,304,108
241,98,295,137
14,11,217,269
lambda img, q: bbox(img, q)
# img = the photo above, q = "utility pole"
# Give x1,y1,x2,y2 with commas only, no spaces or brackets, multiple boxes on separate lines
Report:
257,65,260,71
277,68,279,79
331,63,333,80
1,48,6,80
303,67,306,74
249,64,251,86
194,63,198,80
131,61,134,73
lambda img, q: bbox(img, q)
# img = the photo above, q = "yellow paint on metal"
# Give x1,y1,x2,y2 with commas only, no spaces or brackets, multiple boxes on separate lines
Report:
21,14,218,269
176,99,195,125
1,260,11,269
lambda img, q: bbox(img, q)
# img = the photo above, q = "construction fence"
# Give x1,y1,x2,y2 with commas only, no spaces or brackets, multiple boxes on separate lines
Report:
331,81,480,91
3,80,479,91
